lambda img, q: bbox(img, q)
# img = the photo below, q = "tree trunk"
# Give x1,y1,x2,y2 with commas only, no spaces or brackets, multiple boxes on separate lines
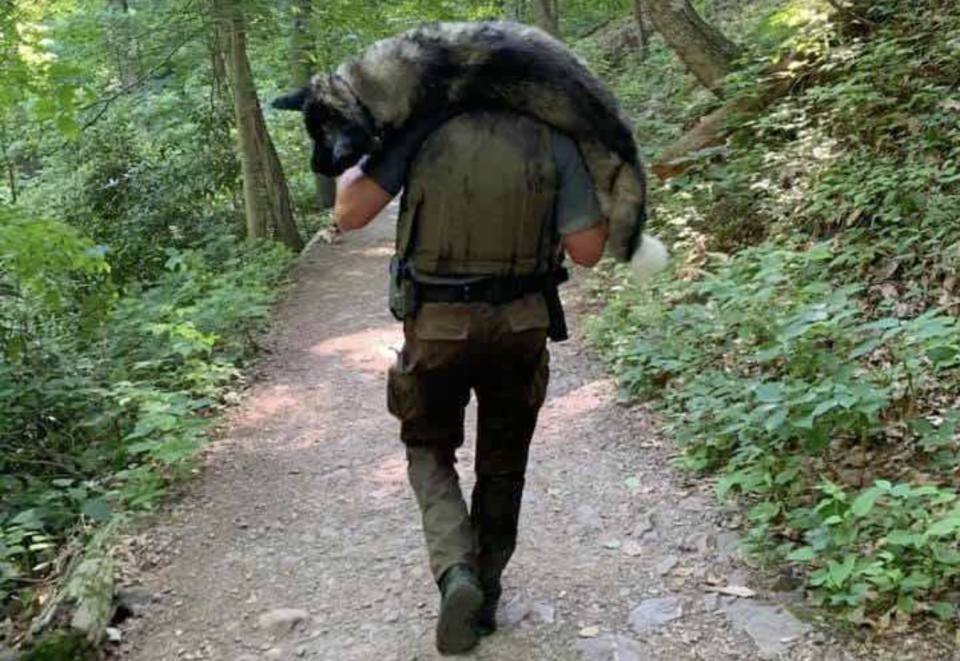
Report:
633,0,651,60
220,0,303,250
640,0,740,95
291,0,336,211
1,122,16,203
508,0,526,21
531,0,559,37
106,0,139,88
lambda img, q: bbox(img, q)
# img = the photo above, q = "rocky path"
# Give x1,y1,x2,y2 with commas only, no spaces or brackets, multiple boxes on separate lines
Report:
114,208,942,661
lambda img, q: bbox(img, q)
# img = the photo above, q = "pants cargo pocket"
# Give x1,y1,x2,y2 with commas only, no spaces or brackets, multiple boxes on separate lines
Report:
527,349,550,410
387,363,422,422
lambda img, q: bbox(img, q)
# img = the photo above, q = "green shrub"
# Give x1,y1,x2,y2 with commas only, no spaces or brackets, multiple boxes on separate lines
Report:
591,238,960,624
0,207,292,610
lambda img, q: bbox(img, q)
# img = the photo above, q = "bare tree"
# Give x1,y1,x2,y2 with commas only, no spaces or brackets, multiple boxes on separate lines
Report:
531,0,559,37
508,0,526,21
105,0,140,88
633,0,651,60
640,0,741,95
291,0,336,211
218,0,303,250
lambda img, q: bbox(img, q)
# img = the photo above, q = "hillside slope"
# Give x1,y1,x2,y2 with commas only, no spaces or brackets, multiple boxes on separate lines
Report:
588,0,960,631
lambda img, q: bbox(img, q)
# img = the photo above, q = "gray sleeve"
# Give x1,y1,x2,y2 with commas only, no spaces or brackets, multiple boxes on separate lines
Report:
553,133,602,236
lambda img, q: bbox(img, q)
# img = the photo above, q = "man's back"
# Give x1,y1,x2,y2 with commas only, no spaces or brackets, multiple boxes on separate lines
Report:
333,110,606,655
399,112,559,279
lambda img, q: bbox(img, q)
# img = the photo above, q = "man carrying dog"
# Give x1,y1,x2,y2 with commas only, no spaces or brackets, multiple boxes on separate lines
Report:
334,110,606,654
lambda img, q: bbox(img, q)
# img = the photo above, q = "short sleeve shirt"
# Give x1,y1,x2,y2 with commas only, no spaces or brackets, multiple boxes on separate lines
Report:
362,116,602,240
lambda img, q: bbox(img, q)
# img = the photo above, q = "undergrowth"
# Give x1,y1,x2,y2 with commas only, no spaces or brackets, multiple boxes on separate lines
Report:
0,208,292,623
589,0,960,628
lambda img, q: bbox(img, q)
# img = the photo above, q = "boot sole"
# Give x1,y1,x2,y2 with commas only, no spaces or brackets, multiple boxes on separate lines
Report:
437,580,484,654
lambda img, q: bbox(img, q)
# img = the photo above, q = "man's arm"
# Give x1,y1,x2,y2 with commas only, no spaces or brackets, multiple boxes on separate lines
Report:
335,116,452,233
562,223,608,267
334,166,393,232
553,134,607,267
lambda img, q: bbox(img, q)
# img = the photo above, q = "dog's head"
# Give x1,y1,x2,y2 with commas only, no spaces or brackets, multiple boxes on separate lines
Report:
273,73,375,177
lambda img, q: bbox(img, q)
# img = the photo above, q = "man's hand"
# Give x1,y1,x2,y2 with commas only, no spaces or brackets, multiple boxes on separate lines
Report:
334,166,393,232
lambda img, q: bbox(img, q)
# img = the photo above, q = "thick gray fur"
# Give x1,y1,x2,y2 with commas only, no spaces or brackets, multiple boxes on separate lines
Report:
277,21,648,262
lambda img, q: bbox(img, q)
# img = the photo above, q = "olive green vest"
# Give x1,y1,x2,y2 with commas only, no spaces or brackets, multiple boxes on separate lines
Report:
396,112,559,278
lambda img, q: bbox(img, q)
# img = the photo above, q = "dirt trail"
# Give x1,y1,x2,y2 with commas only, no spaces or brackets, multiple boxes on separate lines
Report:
116,208,939,661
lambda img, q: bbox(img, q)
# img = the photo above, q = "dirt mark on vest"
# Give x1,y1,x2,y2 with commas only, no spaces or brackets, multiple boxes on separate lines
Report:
114,207,943,661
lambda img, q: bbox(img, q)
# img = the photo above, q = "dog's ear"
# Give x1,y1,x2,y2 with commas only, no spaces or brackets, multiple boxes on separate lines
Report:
272,87,310,111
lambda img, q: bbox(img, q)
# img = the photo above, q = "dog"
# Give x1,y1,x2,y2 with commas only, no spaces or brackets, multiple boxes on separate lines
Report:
274,21,667,272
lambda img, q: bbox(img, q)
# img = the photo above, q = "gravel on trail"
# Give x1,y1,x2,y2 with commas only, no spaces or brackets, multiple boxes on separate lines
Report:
113,207,952,661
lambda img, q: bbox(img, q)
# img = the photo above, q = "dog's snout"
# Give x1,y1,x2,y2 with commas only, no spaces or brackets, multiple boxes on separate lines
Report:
332,141,350,165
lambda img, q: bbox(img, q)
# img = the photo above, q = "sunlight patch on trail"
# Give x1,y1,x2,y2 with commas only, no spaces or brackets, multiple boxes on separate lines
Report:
540,379,609,423
310,326,400,373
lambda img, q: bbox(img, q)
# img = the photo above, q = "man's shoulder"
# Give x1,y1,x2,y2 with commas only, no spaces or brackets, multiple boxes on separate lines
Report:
434,111,576,158
439,110,561,136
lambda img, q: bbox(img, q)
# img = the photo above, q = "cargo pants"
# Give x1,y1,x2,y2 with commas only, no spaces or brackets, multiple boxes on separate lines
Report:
387,294,551,590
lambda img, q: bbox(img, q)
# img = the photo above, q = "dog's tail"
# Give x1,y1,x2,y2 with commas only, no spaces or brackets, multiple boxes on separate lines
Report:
630,234,669,279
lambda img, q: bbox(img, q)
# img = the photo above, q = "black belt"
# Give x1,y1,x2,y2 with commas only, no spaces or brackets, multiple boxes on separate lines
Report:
417,276,547,305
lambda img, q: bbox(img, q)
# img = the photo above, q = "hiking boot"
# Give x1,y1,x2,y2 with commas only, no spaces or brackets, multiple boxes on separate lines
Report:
473,580,501,637
436,564,484,655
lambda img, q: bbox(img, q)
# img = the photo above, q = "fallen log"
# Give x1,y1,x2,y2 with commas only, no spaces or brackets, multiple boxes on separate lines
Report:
652,55,803,180
25,526,117,659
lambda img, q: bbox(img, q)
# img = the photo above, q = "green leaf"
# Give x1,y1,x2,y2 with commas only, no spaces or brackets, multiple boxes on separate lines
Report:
886,530,918,546
901,572,932,592
756,383,783,403
81,499,111,522
764,408,788,432
828,556,856,587
928,601,956,620
811,399,839,420
787,546,817,562
850,487,882,517
927,515,960,537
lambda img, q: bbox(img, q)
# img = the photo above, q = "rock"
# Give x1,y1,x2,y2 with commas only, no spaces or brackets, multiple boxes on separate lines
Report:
0,645,17,661
529,601,556,625
383,608,400,624
654,555,679,576
692,534,714,554
104,627,122,643
628,597,683,633
678,494,709,511
701,593,719,612
258,609,309,638
577,626,600,638
713,585,756,598
621,540,643,557
716,532,741,559
501,596,529,627
633,515,655,539
264,648,285,660
575,634,643,661
721,600,812,660
575,505,603,530
116,586,157,618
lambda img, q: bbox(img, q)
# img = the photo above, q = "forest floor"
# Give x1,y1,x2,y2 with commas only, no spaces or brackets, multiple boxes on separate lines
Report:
111,207,953,661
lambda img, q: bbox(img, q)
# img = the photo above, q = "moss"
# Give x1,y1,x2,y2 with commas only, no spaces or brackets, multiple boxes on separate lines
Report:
22,632,96,661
